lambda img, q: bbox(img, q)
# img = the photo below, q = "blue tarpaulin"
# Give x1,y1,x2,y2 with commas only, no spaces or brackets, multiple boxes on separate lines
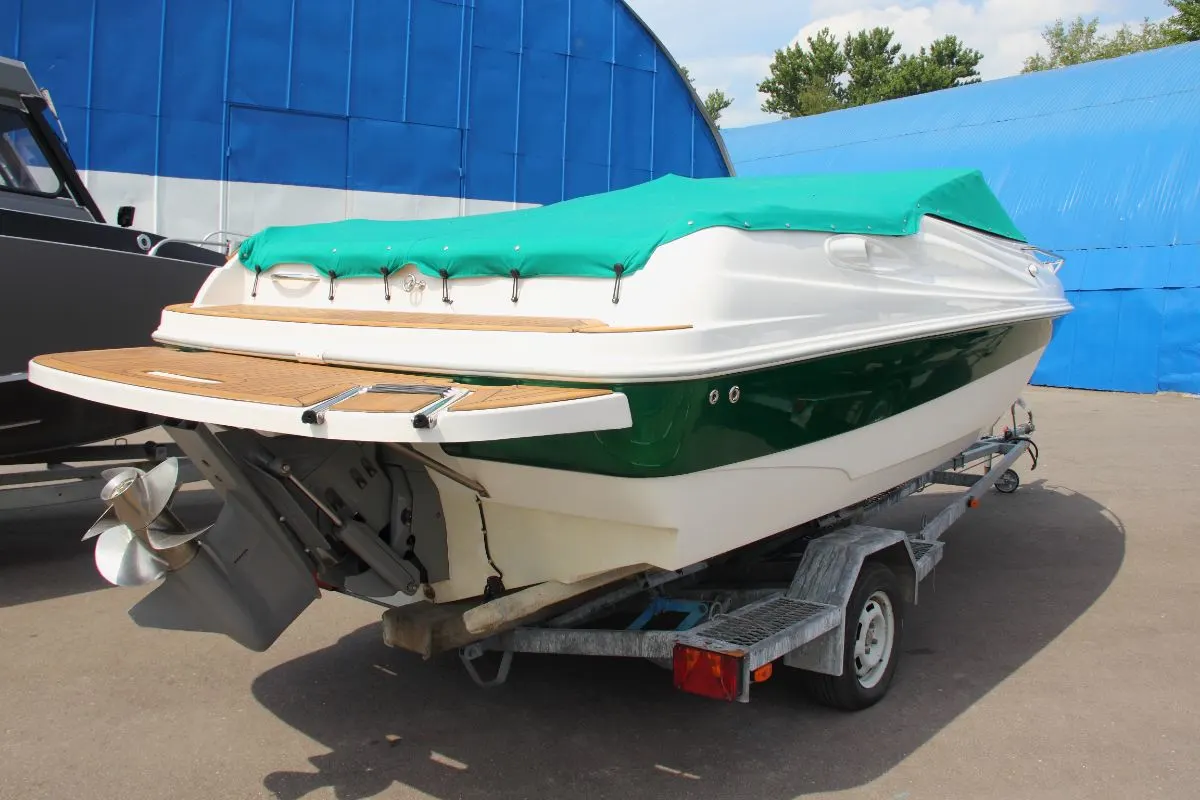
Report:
724,42,1200,395
1,0,731,206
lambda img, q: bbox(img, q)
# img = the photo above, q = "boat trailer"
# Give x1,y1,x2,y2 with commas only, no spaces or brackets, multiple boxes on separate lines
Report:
389,403,1039,710
0,440,201,512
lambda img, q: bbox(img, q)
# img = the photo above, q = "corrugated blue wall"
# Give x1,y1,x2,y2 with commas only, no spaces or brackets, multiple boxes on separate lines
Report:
0,0,730,205
725,43,1200,396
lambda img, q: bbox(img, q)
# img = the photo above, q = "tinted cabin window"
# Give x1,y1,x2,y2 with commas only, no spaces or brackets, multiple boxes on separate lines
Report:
0,106,63,196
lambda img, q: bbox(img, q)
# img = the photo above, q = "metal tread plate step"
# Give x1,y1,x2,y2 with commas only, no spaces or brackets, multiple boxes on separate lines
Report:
675,596,841,671
909,538,945,582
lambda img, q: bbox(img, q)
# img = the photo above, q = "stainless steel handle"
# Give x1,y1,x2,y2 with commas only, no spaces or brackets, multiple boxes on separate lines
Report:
269,272,323,283
300,384,468,428
147,237,232,258
1020,245,1066,274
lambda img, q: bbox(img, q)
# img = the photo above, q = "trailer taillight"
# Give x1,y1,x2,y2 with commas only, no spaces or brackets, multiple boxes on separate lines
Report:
672,644,741,701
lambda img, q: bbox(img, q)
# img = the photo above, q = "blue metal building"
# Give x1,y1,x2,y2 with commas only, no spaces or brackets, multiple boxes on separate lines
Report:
1,0,730,237
725,43,1200,396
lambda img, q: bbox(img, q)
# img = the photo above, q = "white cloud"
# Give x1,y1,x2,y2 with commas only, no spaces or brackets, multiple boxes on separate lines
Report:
624,0,805,127
682,54,775,128
799,0,1182,83
626,0,1174,129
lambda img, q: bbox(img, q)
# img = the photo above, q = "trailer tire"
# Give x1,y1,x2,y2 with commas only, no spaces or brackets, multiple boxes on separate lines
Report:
801,561,905,711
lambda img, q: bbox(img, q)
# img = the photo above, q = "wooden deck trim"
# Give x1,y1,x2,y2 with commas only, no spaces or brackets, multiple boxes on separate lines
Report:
32,347,613,414
165,303,692,334
574,324,692,333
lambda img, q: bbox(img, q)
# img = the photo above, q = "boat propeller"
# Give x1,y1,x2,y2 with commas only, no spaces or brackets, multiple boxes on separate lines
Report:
83,458,209,587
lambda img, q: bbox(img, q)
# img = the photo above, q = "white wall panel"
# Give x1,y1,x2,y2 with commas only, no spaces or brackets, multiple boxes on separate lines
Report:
76,171,534,245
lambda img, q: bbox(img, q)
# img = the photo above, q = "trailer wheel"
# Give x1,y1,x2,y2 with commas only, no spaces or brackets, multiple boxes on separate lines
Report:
995,469,1020,494
801,561,905,711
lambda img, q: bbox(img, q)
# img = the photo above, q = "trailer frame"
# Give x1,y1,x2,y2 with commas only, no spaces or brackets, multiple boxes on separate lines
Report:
450,404,1039,708
0,440,201,512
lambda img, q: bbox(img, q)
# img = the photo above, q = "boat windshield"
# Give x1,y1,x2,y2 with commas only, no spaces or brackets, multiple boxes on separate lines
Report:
0,105,63,197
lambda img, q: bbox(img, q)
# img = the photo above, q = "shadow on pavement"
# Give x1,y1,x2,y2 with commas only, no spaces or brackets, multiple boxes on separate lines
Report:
0,489,221,609
248,481,1124,800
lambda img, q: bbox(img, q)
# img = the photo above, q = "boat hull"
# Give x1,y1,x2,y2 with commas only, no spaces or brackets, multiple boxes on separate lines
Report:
0,232,218,458
406,324,1052,602
25,317,1054,604
84,325,1047,653
0,378,155,459
441,319,1050,478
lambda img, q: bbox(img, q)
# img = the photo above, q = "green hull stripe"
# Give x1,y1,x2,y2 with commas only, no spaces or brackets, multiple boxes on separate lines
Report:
442,320,1053,478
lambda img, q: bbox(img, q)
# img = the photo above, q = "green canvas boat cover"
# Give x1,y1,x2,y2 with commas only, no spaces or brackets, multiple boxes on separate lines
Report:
237,169,1027,281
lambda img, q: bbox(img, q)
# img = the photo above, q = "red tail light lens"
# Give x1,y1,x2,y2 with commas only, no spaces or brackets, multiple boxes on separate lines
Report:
672,644,741,701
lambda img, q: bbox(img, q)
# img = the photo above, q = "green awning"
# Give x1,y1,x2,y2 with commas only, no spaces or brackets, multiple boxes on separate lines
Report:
237,168,1026,281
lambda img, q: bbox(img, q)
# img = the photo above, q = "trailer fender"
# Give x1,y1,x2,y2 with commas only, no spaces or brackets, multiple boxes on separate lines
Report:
782,525,918,677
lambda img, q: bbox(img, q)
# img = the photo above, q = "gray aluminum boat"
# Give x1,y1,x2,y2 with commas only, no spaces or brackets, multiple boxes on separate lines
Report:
0,55,227,459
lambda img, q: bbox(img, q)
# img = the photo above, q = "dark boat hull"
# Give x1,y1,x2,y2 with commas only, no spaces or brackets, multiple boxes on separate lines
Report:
0,232,216,459
0,378,154,459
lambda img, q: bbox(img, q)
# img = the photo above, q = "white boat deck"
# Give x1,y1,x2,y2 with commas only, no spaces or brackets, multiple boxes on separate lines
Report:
29,348,632,444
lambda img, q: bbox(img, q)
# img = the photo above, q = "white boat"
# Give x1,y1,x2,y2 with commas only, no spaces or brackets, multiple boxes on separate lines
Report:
27,169,1072,651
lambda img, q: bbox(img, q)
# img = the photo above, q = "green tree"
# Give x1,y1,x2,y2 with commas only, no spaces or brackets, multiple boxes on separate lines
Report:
843,28,903,106
702,89,733,125
679,66,735,127
758,28,983,118
1022,17,1102,71
1165,0,1200,41
1022,14,1177,72
758,29,847,117
888,36,983,99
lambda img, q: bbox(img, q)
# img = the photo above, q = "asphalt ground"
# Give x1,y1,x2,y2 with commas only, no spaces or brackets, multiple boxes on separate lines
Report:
0,385,1196,799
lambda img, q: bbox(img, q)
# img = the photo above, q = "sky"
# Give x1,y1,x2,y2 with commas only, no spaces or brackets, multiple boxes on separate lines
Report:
625,0,1176,128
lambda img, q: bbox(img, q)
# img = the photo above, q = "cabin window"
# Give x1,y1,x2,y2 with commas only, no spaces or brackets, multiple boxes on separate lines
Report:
0,106,63,197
